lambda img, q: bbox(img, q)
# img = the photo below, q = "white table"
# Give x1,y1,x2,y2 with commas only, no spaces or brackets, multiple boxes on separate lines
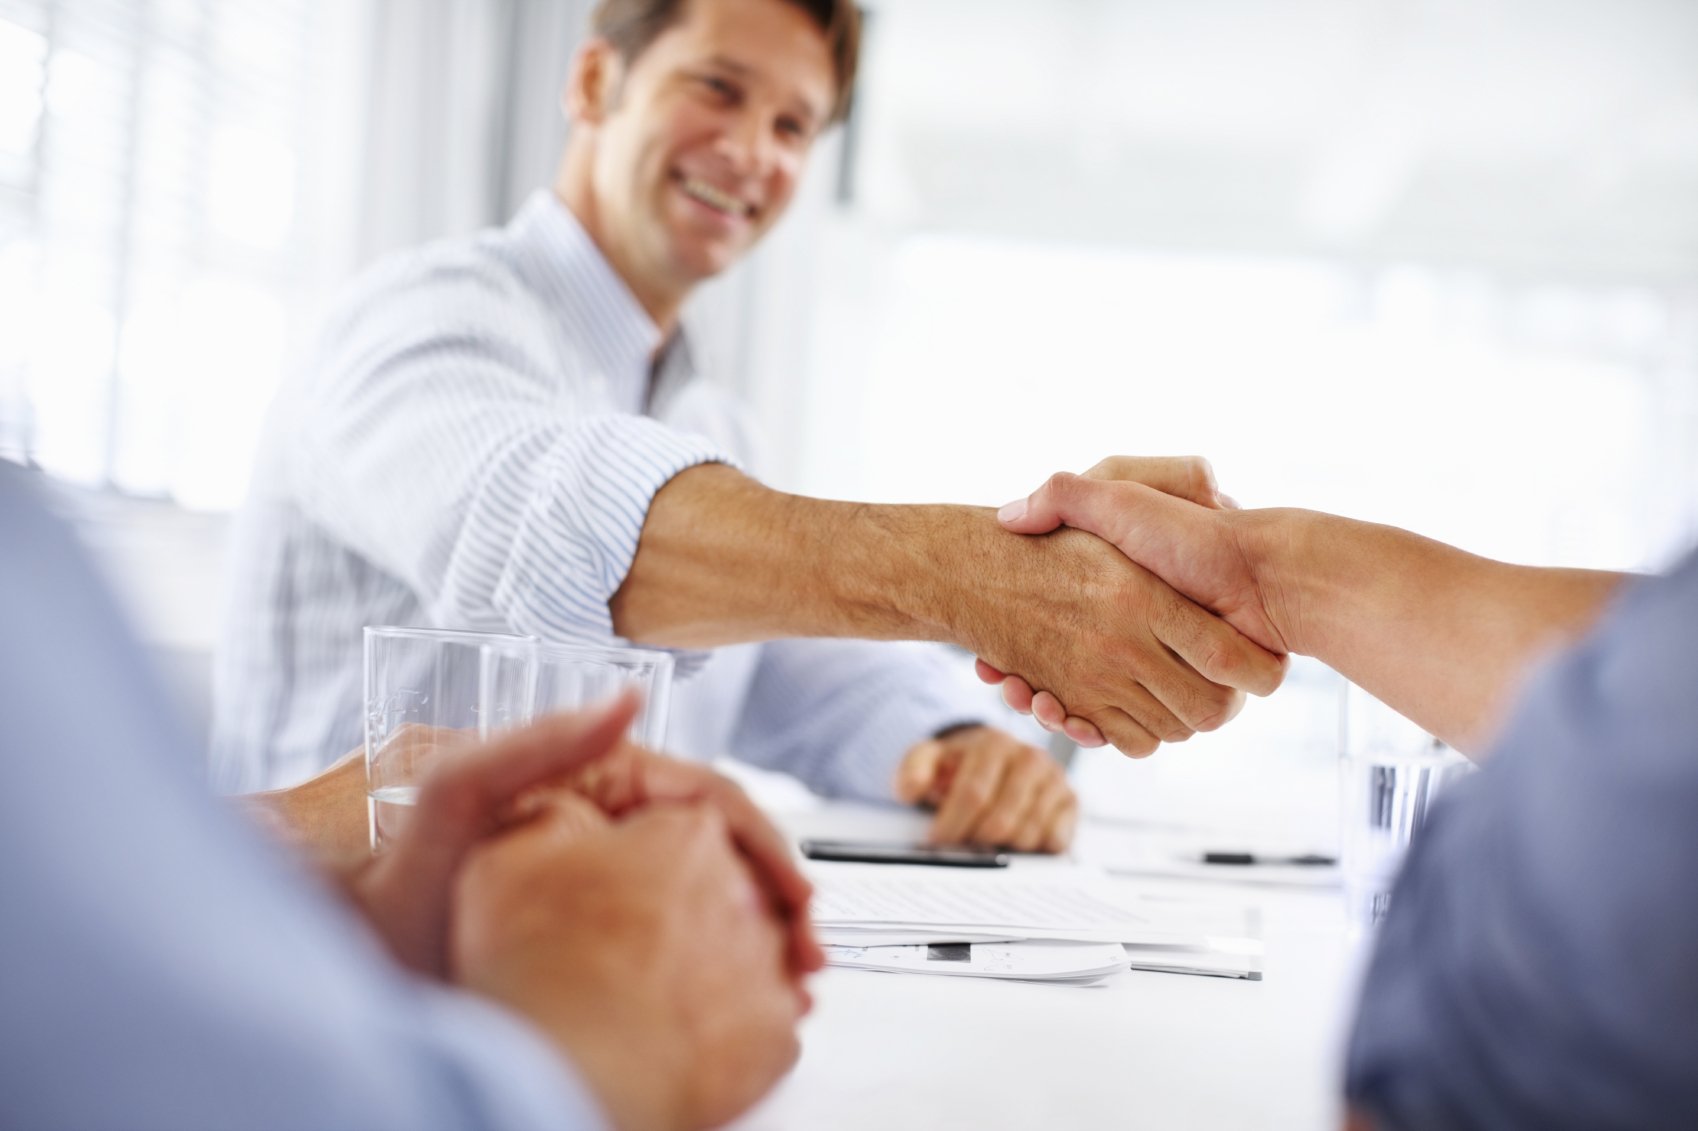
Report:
728,801,1363,1131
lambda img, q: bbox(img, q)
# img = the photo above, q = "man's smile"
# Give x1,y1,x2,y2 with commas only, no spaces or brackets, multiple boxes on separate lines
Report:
677,174,756,218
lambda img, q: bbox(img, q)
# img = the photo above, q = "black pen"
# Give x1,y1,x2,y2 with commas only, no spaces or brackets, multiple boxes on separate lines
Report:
1200,852,1337,867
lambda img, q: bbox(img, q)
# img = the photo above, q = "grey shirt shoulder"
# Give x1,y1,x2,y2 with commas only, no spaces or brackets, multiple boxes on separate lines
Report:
1347,554,1698,1130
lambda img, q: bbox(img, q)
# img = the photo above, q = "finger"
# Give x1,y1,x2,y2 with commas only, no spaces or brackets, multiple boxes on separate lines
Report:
1085,670,1195,745
974,658,1007,684
894,739,945,805
1081,455,1229,509
707,781,824,976
425,691,642,836
634,757,822,974
1036,785,1080,853
530,789,615,845
1062,715,1106,747
968,746,1052,847
1151,593,1287,702
927,743,1012,846
1000,675,1035,715
1000,471,1151,542
1090,706,1164,758
1012,773,1074,853
1021,690,1111,747
1031,691,1067,731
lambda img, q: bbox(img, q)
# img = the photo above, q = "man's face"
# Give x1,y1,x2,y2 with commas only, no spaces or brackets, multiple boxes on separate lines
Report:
586,0,835,294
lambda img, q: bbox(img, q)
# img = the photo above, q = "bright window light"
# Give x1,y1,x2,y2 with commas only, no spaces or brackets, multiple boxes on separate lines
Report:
847,234,1675,573
26,295,115,485
0,21,46,156
3,0,316,506
208,128,296,249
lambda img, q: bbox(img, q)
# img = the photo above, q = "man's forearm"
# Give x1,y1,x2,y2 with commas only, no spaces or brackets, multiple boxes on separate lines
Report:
609,464,980,648
1241,509,1625,751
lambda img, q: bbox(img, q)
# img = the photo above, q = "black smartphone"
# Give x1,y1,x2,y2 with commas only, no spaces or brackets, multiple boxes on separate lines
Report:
799,839,1010,868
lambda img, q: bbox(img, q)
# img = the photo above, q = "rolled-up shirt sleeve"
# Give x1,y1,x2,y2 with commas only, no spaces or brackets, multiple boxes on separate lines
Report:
290,253,733,655
731,639,1030,802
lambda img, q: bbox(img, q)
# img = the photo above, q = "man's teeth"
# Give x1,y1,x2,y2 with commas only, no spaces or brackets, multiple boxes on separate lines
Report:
681,177,751,217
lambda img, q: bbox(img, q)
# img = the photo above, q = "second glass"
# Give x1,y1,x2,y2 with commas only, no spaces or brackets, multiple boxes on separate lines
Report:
533,642,674,750
1339,681,1473,929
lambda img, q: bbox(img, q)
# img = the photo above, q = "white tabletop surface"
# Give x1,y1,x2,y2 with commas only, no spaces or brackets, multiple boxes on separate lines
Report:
727,800,1365,1131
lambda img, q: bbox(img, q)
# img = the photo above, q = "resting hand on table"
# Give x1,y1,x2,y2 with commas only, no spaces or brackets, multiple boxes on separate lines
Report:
894,725,1078,852
237,692,820,981
980,456,1290,751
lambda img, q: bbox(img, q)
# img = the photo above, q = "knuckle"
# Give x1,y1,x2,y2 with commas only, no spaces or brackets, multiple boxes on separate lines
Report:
1189,628,1240,681
1086,456,1126,479
1184,457,1216,495
1116,730,1160,758
1162,719,1196,743
1188,682,1241,732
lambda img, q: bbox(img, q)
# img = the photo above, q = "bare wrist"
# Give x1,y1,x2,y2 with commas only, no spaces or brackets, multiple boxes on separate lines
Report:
1232,507,1317,657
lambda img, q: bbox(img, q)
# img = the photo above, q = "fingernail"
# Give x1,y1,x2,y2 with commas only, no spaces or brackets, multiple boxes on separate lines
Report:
997,498,1028,523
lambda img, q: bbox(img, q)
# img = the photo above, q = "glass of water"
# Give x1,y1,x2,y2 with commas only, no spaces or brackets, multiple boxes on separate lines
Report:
364,626,537,850
1340,682,1473,929
533,642,674,750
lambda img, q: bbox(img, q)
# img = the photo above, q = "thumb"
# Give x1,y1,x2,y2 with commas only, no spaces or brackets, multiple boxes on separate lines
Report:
894,739,945,804
421,690,643,833
997,471,1145,545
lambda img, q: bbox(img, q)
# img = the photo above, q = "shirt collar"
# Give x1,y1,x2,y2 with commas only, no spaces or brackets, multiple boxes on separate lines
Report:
506,190,669,406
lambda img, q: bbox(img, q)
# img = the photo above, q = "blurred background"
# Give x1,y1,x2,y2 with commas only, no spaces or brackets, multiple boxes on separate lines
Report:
3,0,1697,843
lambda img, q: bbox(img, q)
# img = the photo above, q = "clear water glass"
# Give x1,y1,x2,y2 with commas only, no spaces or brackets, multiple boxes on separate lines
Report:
1339,682,1473,929
533,642,674,751
364,626,537,850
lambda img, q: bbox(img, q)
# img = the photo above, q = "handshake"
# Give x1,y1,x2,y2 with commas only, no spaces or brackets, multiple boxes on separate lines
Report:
947,455,1294,756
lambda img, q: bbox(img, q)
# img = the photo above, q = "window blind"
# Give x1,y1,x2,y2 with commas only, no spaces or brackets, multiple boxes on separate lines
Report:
0,0,317,509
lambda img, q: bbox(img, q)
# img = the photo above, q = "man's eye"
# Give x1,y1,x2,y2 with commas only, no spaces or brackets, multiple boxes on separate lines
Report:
699,75,737,100
776,116,808,141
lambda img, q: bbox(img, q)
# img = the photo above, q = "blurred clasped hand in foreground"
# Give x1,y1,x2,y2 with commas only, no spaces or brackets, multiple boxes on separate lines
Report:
240,695,822,987
450,740,812,1131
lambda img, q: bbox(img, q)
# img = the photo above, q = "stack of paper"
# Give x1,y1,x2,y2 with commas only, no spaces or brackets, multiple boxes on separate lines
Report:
823,940,1130,984
808,866,1262,982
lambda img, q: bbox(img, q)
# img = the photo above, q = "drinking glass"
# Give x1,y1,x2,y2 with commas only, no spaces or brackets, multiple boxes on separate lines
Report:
533,642,674,750
364,626,537,850
1339,681,1473,929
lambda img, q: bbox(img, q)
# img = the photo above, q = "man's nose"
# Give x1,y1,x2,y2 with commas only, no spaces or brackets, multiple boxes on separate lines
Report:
718,109,779,177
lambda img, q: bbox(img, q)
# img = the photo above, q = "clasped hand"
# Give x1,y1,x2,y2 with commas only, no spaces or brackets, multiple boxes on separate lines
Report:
976,456,1290,753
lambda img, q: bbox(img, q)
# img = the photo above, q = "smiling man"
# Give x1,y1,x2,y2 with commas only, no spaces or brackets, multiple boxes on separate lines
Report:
213,0,1286,846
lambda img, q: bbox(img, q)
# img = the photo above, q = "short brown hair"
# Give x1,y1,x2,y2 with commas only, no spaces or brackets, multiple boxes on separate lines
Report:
590,0,861,124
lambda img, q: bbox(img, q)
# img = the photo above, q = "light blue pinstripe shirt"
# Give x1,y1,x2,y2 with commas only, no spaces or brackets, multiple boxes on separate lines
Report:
2,463,605,1131
211,191,1004,794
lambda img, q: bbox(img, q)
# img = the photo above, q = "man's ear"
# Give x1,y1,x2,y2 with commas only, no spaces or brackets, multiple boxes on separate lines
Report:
564,37,625,126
